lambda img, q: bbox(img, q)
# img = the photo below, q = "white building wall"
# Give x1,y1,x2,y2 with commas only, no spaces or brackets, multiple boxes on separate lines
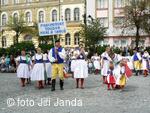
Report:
86,0,96,19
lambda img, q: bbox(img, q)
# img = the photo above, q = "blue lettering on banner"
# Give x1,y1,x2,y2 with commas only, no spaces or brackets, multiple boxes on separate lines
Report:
38,21,67,36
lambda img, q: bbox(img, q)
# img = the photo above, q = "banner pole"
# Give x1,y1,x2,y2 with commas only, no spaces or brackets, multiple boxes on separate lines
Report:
53,35,55,46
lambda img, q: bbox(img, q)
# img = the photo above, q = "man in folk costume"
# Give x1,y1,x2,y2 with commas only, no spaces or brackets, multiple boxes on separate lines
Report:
142,50,149,77
49,39,66,91
73,46,88,89
132,48,142,76
16,49,31,87
101,47,111,84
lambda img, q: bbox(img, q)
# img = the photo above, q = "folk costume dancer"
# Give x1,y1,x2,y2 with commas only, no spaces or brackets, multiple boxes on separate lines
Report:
132,49,142,76
73,47,88,89
49,39,66,91
92,53,101,75
16,49,31,87
107,62,116,90
142,51,149,77
31,48,45,89
101,47,111,84
43,51,52,85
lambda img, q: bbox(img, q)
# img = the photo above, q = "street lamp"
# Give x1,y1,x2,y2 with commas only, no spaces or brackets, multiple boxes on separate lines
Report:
83,0,87,25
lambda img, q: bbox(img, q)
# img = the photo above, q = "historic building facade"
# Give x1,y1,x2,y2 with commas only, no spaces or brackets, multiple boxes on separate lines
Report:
87,0,150,47
0,0,84,48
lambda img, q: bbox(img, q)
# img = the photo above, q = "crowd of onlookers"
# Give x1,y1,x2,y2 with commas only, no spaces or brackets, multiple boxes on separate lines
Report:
0,46,149,73
0,54,17,72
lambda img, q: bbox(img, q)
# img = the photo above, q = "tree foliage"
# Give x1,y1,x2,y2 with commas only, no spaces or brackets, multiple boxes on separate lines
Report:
80,19,106,49
121,0,150,48
7,14,33,44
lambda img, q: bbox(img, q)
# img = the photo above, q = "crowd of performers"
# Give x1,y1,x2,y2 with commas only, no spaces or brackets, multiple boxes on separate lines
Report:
15,40,150,91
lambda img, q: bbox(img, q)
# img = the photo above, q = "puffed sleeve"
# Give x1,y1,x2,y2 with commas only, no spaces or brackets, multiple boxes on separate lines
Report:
16,56,20,62
137,53,142,60
48,49,56,62
32,55,35,61
58,48,66,60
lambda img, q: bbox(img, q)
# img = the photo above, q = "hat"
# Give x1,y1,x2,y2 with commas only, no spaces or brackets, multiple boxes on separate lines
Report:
55,39,60,43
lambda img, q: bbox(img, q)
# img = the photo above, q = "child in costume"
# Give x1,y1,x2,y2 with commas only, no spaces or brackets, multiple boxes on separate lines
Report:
107,62,116,90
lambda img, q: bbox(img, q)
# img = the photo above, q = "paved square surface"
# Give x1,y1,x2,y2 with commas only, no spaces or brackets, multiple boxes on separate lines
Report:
0,73,150,113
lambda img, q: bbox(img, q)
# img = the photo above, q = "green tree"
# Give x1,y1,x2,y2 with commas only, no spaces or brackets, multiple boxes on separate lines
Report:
80,19,106,50
7,14,33,44
122,0,149,48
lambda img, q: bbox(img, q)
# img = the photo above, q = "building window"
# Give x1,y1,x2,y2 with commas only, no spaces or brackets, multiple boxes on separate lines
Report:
2,36,7,47
1,0,8,5
14,0,19,4
65,8,71,21
52,10,57,21
74,33,80,45
114,17,125,26
39,11,44,23
65,33,71,45
2,14,7,26
74,8,80,21
97,0,108,9
13,13,19,21
115,0,124,8
26,0,32,3
113,40,120,46
99,18,108,27
24,35,32,41
26,12,32,23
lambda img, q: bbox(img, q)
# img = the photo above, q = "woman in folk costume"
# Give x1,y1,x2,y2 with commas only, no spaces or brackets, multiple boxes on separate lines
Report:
101,47,111,84
109,49,122,69
92,53,101,75
73,47,88,89
43,50,52,85
71,50,78,76
142,50,149,77
16,49,31,87
107,61,116,90
31,48,45,89
132,49,142,76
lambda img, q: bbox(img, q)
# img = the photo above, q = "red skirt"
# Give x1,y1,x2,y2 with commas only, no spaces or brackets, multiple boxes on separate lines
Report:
107,76,116,84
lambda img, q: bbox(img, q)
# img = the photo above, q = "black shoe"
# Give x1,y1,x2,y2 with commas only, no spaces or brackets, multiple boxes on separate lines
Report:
60,80,64,90
51,79,56,91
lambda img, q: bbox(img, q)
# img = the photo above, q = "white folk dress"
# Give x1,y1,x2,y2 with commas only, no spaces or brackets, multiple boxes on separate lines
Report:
115,65,126,85
73,50,88,78
16,56,30,78
142,52,149,70
43,53,52,78
93,56,101,70
125,56,134,70
101,52,111,76
31,54,45,81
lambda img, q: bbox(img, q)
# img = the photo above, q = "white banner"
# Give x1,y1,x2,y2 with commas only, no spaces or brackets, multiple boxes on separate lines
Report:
38,21,67,36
